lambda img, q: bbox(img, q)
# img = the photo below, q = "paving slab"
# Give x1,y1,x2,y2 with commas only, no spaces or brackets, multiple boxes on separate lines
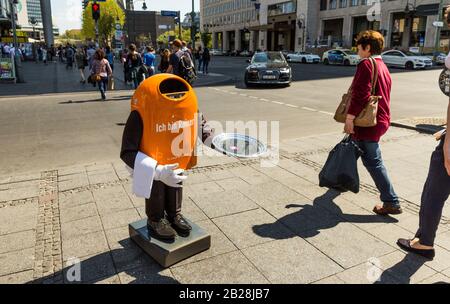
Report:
59,190,95,210
335,262,398,284
62,230,109,262
375,251,437,284
0,248,35,277
240,181,305,209
58,172,90,192
418,273,450,284
171,251,269,284
0,203,38,235
172,220,237,268
62,252,116,284
60,202,98,224
307,222,396,269
0,270,35,284
100,208,141,231
0,229,35,254
213,208,295,250
118,266,178,284
61,215,103,240
92,185,135,216
241,237,343,284
190,190,258,219
214,177,250,191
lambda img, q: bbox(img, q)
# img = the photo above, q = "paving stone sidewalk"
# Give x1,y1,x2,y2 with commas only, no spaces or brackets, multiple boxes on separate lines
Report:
1,127,450,284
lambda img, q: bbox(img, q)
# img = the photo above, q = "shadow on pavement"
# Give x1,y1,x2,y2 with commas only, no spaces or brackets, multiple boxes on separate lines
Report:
253,189,398,239
25,240,178,284
375,253,427,284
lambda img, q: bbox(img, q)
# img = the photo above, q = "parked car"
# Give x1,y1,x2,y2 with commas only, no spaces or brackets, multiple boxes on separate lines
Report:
423,52,446,65
244,51,292,87
239,50,252,57
210,49,224,56
322,49,360,66
381,50,433,69
286,51,321,63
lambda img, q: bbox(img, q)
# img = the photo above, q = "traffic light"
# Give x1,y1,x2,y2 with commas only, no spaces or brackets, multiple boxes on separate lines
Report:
92,3,100,21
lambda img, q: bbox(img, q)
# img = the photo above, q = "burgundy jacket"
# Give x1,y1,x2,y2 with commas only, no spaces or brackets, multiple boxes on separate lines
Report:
348,56,392,142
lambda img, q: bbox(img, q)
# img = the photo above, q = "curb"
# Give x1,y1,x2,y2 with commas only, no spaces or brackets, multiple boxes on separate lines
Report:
391,121,442,135
114,73,233,88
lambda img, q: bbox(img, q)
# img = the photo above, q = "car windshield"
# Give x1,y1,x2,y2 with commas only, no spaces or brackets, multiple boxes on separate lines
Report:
252,53,286,64
404,51,421,56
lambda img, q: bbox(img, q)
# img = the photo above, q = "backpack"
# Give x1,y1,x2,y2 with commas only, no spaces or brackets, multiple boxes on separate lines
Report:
178,50,197,84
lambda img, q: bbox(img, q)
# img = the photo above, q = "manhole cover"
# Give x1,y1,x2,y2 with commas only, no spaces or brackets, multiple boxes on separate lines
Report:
439,68,450,96
212,133,267,158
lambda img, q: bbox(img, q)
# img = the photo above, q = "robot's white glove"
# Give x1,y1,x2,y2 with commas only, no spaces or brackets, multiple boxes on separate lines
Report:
154,163,187,188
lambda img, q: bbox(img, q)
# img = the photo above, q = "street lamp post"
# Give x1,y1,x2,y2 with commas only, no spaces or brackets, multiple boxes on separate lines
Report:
404,0,417,49
190,0,196,49
434,0,446,55
298,13,306,52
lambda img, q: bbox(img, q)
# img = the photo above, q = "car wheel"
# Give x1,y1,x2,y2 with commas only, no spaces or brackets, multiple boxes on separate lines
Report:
344,59,350,66
324,58,329,65
244,76,251,88
405,61,414,70
302,58,307,64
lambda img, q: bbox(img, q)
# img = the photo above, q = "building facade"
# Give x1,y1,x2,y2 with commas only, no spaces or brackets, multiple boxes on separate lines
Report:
125,10,176,47
26,0,42,24
0,0,12,39
316,0,450,51
201,0,450,53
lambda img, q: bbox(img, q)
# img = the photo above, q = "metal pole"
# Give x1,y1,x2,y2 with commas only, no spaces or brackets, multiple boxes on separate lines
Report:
178,11,182,40
191,0,195,49
9,0,18,48
435,0,445,54
95,20,99,47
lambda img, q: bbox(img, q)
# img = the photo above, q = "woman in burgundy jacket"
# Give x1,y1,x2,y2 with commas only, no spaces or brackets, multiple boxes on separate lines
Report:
344,30,401,216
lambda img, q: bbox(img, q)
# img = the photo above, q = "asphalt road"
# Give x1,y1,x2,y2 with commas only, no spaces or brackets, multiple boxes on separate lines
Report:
0,57,447,175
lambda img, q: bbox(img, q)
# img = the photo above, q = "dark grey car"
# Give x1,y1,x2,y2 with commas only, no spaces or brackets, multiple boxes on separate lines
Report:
244,52,292,87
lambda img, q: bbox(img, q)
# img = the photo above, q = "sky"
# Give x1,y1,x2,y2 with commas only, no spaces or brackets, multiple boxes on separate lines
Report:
50,0,200,32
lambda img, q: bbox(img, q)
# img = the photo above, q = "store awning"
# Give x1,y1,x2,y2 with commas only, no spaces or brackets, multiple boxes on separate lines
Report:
416,4,439,16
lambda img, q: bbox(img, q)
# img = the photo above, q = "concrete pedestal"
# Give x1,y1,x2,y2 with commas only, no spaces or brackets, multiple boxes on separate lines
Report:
129,218,211,268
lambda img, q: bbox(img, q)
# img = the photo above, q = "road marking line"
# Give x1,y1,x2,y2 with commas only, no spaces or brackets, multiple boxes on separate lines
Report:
285,104,299,108
319,111,334,116
272,101,285,105
229,92,237,95
301,107,317,112
249,96,258,99
260,98,269,102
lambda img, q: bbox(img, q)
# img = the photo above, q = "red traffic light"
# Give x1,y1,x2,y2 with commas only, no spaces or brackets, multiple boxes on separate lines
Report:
92,3,100,20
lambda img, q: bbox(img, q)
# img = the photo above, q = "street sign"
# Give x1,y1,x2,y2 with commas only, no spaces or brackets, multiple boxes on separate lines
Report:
433,21,444,27
161,10,179,17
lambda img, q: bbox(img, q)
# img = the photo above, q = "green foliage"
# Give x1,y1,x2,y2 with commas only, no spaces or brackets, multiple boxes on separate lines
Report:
201,32,212,49
157,28,201,45
82,0,125,45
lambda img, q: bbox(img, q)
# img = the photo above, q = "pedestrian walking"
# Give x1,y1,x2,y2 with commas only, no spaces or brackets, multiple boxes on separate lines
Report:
195,46,203,72
86,45,96,70
396,7,450,260
343,30,401,216
90,49,113,101
125,44,144,89
202,47,211,75
75,46,87,84
143,46,156,78
167,39,197,84
158,49,171,73
42,47,48,65
105,46,114,71
66,44,75,69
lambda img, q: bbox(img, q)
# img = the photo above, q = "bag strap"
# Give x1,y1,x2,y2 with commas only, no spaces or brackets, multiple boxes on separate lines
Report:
369,57,379,95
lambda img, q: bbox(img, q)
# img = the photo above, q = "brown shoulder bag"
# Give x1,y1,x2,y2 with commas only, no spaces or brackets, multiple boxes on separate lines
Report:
334,57,382,127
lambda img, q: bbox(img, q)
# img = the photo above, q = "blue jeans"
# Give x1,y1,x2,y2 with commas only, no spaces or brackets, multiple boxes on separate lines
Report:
356,140,400,208
98,76,108,99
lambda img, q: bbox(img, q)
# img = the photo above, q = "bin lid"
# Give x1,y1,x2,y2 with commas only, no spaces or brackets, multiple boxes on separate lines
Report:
212,133,267,158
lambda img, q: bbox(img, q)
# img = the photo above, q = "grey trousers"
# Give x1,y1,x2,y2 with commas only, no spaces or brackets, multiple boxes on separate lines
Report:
145,181,183,222
415,136,450,246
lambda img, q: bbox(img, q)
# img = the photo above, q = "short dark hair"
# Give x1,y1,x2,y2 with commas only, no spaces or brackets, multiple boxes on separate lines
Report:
355,30,384,55
171,39,182,48
128,44,136,52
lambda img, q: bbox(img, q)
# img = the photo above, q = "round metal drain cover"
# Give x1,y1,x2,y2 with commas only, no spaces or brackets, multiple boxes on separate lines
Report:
439,68,450,96
212,133,267,158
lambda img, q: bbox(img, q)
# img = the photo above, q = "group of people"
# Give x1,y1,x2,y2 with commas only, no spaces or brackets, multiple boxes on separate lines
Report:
345,24,449,260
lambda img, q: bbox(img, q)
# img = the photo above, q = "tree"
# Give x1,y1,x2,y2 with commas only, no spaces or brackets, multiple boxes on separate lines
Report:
201,31,212,49
157,29,200,46
82,0,125,45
